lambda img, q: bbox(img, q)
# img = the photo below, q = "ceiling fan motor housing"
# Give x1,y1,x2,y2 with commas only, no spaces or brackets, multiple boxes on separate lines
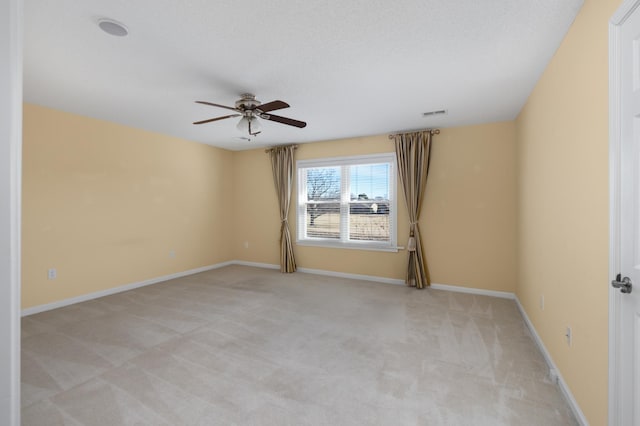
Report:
236,93,261,111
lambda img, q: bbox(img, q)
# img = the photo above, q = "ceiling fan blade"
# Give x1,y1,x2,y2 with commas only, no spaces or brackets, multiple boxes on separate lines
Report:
193,114,240,125
256,100,289,113
195,101,238,112
261,113,307,128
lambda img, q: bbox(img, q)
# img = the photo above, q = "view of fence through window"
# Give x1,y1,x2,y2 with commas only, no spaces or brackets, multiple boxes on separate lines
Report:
304,163,390,242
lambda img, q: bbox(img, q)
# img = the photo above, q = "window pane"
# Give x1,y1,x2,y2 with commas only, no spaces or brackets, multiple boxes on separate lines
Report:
306,202,340,239
306,167,341,202
350,163,389,201
349,203,390,241
349,163,390,242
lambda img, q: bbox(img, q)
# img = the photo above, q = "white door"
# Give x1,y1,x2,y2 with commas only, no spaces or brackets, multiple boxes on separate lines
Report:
611,2,640,425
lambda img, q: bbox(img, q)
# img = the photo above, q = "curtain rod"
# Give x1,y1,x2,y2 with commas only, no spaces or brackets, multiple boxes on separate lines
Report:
264,144,298,153
388,129,440,139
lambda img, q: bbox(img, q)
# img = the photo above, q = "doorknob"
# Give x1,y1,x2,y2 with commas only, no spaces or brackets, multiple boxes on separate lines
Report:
612,274,633,293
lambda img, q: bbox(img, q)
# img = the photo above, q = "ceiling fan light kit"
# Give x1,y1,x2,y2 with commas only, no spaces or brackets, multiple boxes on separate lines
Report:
194,93,306,138
236,115,261,136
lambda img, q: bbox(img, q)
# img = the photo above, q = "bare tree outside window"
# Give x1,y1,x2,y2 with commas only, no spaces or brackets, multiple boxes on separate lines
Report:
306,167,340,226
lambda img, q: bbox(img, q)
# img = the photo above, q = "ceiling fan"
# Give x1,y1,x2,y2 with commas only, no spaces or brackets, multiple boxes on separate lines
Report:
193,93,307,136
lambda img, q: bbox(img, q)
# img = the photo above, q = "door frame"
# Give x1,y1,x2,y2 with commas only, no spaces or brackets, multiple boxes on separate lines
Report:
609,1,640,424
0,0,22,424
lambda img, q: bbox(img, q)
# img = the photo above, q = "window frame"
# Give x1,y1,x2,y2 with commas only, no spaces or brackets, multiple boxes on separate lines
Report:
296,153,398,252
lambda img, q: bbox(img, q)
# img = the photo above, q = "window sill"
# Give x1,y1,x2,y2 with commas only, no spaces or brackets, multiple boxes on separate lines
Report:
296,240,402,253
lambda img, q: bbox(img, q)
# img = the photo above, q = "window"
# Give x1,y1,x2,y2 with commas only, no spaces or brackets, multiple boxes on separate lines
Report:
296,153,397,251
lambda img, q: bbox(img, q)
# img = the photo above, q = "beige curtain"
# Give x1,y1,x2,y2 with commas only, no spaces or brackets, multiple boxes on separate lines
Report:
393,131,433,289
268,145,297,273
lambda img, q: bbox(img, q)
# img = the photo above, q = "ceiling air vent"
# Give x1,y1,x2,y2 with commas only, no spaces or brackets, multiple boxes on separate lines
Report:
423,109,447,117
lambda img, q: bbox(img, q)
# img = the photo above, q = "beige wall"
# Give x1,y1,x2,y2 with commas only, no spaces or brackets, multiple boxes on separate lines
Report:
233,122,517,292
23,106,517,308
22,104,234,308
515,0,619,424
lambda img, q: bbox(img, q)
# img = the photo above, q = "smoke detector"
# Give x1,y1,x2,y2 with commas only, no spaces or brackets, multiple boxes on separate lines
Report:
97,18,129,37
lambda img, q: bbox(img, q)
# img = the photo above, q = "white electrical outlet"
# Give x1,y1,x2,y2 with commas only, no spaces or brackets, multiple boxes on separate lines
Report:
540,295,545,311
169,250,176,258
565,326,572,346
47,268,57,280
244,241,249,249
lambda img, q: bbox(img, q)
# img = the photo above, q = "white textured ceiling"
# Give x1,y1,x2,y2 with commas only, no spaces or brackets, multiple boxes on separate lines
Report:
24,0,583,151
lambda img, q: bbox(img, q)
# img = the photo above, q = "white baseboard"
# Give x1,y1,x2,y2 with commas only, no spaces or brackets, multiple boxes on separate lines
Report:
514,298,588,426
297,266,405,286
226,261,406,285
236,263,518,298
430,282,515,300
21,261,235,316
231,260,280,270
